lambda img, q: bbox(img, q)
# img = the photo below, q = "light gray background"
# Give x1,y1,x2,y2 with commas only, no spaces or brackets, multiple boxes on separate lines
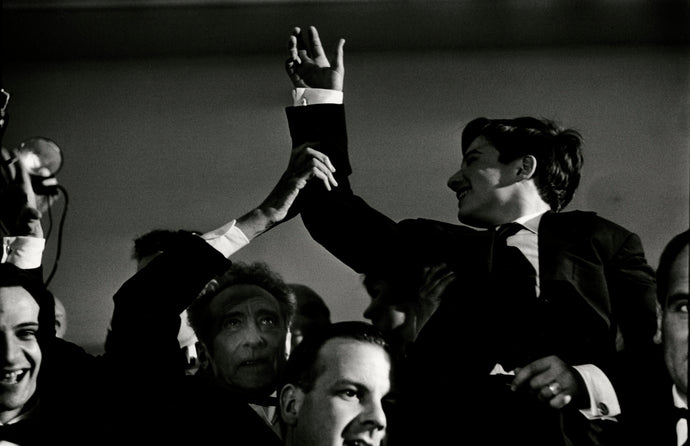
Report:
3,1,688,353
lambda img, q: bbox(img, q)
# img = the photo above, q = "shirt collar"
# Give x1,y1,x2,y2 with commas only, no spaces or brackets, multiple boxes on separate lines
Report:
673,384,688,409
512,210,546,234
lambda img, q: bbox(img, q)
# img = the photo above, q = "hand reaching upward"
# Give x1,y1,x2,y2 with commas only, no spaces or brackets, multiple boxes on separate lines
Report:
286,26,345,91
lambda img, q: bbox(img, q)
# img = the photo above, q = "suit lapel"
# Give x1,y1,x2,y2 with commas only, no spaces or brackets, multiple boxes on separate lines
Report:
537,211,613,328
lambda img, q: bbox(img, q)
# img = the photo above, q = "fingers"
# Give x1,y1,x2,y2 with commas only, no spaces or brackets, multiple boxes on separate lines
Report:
293,26,307,52
538,381,573,409
510,356,574,409
332,38,346,75
307,26,325,60
510,357,552,390
549,393,573,409
287,35,301,65
291,143,337,191
302,147,337,191
420,263,455,296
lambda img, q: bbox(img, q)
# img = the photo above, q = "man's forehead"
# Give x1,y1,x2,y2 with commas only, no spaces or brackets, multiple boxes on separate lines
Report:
314,339,392,390
211,284,280,311
463,136,493,155
0,286,40,315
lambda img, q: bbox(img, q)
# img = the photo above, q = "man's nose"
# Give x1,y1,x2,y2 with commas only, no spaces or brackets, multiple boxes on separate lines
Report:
243,322,267,346
447,169,463,191
361,398,387,434
0,333,20,363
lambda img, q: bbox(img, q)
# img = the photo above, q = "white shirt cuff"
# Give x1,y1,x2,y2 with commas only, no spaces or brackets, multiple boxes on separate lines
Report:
2,236,45,269
574,364,620,421
292,88,343,106
201,219,250,258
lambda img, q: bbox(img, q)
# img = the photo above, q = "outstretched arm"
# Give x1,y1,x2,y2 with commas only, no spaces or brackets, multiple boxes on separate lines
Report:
235,141,337,240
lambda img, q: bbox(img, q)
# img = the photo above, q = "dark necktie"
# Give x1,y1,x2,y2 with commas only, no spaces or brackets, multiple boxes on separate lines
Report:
0,420,35,444
490,222,529,274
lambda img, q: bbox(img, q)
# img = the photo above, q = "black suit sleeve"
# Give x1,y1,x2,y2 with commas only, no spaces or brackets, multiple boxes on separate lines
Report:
286,104,403,275
104,232,231,378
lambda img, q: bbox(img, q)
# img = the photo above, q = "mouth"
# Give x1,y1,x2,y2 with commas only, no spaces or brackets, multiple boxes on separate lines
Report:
240,358,270,367
344,440,373,446
0,369,28,385
456,186,470,203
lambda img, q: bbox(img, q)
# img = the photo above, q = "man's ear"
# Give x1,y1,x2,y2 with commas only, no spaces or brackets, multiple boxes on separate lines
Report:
517,155,537,180
653,301,663,345
196,341,210,370
280,384,304,426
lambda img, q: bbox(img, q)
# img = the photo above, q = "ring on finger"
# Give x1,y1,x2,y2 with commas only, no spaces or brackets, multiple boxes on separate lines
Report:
548,382,562,395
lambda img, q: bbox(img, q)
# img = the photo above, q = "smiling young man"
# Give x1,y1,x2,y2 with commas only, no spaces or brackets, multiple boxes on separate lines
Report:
0,263,122,446
0,283,41,426
278,26,658,445
279,321,394,446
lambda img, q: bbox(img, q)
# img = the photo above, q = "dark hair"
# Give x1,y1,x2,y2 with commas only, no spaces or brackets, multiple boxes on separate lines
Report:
288,283,331,334
656,230,690,306
461,117,584,212
187,261,296,347
0,263,56,341
280,321,391,393
132,229,201,262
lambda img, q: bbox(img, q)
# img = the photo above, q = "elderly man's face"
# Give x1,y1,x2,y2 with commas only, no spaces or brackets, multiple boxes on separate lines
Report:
203,284,288,396
0,286,42,424
662,244,689,397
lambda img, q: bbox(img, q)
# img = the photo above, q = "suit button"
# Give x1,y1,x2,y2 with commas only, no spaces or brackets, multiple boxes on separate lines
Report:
598,402,609,416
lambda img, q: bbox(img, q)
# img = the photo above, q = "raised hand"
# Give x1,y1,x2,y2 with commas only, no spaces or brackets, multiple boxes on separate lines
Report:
0,147,43,238
285,26,345,91
236,142,337,240
412,262,455,338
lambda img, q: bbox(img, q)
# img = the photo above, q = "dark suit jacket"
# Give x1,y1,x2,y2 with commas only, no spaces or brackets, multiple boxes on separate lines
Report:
104,231,282,446
286,103,658,446
618,344,682,446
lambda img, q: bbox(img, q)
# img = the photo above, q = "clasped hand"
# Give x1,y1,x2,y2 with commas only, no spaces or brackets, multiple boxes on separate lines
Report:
510,355,586,410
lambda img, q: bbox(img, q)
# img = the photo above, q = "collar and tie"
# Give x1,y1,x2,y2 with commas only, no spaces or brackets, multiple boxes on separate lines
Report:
247,394,278,407
496,222,524,241
489,222,526,273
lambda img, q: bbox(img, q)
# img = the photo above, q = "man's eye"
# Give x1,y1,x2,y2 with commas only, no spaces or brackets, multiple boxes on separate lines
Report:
673,302,688,314
222,318,242,329
17,329,38,340
668,296,689,314
463,156,478,166
260,316,277,327
337,388,359,400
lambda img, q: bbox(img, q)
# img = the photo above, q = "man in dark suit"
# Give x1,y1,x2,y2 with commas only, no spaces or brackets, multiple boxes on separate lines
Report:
620,230,688,445
657,231,689,446
280,26,658,445
103,142,334,444
0,132,328,445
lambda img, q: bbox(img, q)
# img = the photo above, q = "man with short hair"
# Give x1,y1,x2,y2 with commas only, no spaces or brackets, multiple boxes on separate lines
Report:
621,230,688,445
280,25,658,445
279,321,394,446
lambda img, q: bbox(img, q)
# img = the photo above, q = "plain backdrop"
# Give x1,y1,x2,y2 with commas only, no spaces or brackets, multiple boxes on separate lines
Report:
2,1,688,353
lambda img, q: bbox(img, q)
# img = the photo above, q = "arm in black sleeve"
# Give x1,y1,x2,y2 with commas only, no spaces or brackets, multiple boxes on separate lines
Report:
286,103,403,275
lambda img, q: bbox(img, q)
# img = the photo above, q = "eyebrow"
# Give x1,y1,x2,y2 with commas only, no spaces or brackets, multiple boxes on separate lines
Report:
330,379,367,391
16,322,39,330
665,293,689,307
221,307,281,320
464,144,490,156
